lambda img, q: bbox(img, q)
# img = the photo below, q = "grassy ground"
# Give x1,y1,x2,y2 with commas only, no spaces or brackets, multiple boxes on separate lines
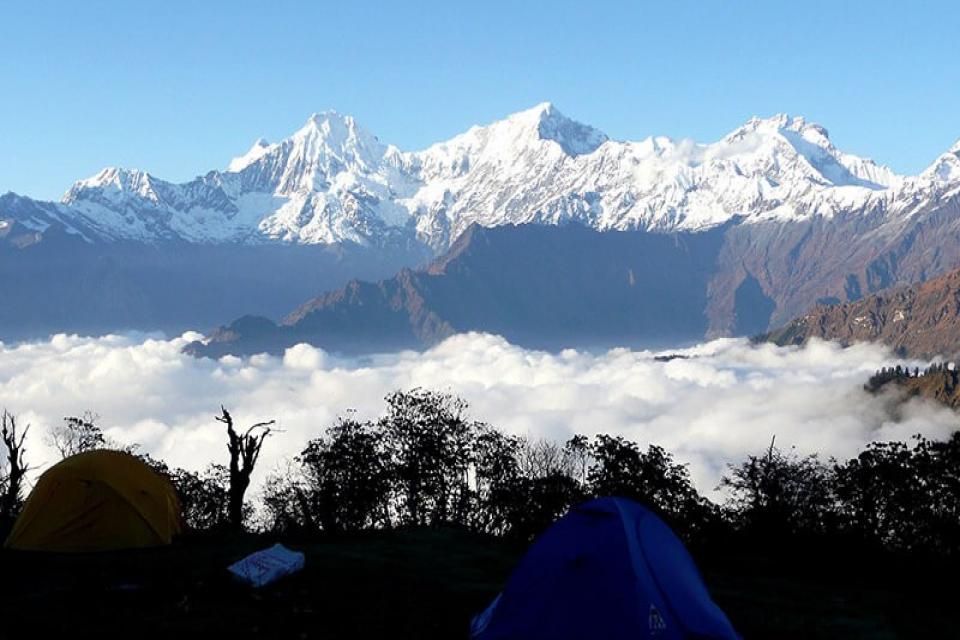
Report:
0,529,954,639
703,550,956,639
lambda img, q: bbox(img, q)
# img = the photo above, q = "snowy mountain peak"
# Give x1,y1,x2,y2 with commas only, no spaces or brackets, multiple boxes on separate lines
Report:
228,138,273,172
14,103,959,249
923,140,960,183
729,113,829,146
498,102,609,156
537,104,608,156
61,167,158,204
294,111,384,168
228,110,392,198
496,101,555,127
723,113,899,188
301,110,357,137
296,110,382,154
77,166,149,188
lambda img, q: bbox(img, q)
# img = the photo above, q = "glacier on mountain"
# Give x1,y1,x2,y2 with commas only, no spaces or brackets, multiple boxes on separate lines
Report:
2,102,958,251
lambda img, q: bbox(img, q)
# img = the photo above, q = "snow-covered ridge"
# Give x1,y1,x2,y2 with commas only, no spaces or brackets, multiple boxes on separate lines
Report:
2,103,958,249
228,138,274,173
923,140,960,185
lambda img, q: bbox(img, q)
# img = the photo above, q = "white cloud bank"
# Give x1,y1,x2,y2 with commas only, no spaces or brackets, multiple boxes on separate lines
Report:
0,332,956,495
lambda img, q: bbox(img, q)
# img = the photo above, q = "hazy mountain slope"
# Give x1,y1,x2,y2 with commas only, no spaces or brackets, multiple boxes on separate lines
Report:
185,223,729,357
0,233,424,342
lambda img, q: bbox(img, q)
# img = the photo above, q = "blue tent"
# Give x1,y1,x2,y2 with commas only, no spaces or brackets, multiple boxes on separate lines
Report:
471,497,739,640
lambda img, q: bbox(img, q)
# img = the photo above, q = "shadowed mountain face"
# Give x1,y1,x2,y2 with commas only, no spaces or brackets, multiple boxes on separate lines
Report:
764,266,960,359
0,229,428,342
704,193,960,336
732,274,776,337
185,224,729,357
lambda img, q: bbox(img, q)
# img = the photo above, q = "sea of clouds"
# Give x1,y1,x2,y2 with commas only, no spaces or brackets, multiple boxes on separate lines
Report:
0,332,956,496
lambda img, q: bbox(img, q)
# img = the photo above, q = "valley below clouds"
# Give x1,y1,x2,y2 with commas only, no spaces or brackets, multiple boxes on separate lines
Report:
1,332,956,496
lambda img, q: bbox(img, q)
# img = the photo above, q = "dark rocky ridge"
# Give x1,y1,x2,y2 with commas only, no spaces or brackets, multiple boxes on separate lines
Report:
707,193,960,337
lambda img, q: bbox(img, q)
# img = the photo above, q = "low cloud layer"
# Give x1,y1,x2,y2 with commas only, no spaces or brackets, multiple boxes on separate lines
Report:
0,332,956,495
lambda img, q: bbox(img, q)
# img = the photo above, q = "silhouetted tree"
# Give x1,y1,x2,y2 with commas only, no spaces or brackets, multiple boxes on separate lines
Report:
47,412,106,458
834,433,960,553
0,410,29,531
720,437,837,540
518,438,575,479
260,461,312,535
835,440,919,549
564,435,590,487
216,406,274,531
585,434,715,540
299,417,392,533
380,389,477,528
917,432,960,553
126,450,231,532
471,425,523,535
505,471,585,541
172,464,232,532
28,386,935,558
480,436,587,539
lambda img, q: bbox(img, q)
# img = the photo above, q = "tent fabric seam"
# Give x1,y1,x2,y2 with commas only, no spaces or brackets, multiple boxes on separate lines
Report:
613,499,685,636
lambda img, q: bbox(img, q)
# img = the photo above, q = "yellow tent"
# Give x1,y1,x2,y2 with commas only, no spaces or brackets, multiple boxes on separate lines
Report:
5,449,183,552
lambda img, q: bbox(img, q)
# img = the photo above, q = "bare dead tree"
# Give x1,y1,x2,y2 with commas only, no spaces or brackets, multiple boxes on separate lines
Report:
215,406,275,531
0,410,30,527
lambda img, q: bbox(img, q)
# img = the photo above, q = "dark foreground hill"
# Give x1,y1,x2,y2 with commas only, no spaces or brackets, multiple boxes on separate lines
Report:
0,528,954,639
764,266,960,359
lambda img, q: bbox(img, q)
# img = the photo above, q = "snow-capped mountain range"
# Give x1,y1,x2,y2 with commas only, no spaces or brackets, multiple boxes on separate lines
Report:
4,103,959,252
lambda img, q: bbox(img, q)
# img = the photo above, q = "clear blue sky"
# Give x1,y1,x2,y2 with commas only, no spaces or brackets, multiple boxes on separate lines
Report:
2,1,958,200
